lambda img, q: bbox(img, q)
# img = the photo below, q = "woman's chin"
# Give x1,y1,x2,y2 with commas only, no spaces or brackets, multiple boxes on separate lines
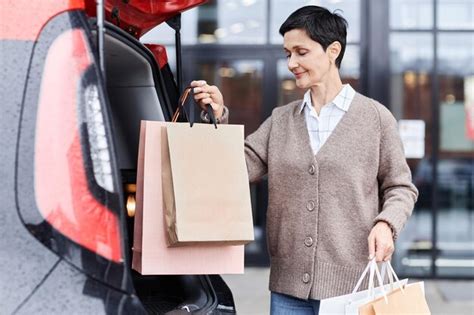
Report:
295,80,310,89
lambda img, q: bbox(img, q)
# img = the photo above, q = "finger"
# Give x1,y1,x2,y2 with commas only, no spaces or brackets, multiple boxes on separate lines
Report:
190,80,207,87
368,235,375,260
200,98,221,112
193,86,212,94
376,243,386,263
193,86,208,94
201,98,214,106
207,85,220,95
209,102,220,111
384,245,394,262
194,92,211,101
192,95,209,110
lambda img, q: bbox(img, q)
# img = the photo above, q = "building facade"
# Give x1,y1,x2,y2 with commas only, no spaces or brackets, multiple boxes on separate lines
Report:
142,0,474,279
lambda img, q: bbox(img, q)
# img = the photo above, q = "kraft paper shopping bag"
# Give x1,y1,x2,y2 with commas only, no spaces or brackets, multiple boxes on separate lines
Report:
359,282,431,315
162,121,254,246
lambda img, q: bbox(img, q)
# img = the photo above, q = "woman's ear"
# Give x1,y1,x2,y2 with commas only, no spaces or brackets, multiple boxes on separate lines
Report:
327,41,341,64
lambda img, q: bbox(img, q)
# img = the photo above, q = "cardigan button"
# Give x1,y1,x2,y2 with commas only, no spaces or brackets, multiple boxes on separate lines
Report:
304,237,314,247
306,201,315,211
308,164,316,175
302,273,311,283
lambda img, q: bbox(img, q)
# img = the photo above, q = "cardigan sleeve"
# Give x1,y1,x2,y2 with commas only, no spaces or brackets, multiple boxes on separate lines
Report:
244,115,272,183
374,106,419,240
200,105,229,124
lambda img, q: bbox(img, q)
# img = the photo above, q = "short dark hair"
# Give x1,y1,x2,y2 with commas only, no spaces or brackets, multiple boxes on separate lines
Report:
279,5,348,68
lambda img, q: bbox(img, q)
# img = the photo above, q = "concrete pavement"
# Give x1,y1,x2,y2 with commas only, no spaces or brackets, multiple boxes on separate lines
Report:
222,268,474,315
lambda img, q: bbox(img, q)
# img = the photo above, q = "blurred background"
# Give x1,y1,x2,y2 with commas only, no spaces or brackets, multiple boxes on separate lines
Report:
141,0,474,282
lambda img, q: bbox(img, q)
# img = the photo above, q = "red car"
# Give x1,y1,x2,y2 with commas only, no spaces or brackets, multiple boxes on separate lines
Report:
1,0,237,313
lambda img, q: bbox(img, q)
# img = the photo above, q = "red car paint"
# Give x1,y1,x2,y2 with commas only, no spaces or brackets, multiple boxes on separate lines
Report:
84,0,206,38
145,44,169,69
35,29,122,263
0,0,85,40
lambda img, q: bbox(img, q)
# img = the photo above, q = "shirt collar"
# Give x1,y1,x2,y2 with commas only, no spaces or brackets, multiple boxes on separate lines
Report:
299,84,355,114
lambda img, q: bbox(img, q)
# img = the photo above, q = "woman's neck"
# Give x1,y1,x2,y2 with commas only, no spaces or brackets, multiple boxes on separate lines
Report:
310,81,343,110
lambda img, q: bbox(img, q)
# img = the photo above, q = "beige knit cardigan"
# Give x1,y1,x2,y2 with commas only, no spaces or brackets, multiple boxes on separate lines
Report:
220,92,418,300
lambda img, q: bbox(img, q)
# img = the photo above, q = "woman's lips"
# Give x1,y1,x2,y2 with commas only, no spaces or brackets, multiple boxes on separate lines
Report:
294,71,306,78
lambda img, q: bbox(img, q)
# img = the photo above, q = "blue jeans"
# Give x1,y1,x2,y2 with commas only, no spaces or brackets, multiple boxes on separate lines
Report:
270,292,320,315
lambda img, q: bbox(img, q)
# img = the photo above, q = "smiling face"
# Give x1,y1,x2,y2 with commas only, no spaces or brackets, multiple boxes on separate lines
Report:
283,28,340,90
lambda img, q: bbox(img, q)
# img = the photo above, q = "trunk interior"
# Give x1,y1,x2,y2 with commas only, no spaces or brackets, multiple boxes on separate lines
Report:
93,22,236,314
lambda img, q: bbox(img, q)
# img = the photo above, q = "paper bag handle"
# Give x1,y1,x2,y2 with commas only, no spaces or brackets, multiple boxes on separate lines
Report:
351,259,388,303
370,260,388,303
352,259,384,293
172,86,218,128
381,260,405,295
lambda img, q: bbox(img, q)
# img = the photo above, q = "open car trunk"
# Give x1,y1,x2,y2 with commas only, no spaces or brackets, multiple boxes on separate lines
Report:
95,22,236,314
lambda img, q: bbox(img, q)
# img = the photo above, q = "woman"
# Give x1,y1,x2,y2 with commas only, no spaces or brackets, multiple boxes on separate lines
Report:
191,5,418,315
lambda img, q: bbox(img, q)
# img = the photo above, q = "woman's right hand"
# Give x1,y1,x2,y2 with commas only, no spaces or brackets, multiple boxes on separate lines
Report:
190,80,225,120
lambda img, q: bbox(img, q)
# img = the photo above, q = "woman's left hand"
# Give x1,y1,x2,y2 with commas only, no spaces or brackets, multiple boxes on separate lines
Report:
368,221,394,262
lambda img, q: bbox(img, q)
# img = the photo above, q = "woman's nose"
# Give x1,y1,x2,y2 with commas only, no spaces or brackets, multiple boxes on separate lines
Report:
287,55,298,70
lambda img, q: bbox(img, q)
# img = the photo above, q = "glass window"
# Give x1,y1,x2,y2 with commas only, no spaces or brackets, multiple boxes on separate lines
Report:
339,45,360,90
437,0,474,30
435,157,474,277
270,0,361,44
389,32,434,277
389,0,433,29
438,33,474,153
142,0,269,45
437,34,473,275
276,44,360,106
194,0,267,44
195,60,264,135
390,33,433,120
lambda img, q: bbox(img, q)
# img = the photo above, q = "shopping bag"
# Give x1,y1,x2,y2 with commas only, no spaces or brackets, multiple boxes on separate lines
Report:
162,87,254,246
319,260,408,315
359,282,430,315
131,120,245,275
359,260,431,315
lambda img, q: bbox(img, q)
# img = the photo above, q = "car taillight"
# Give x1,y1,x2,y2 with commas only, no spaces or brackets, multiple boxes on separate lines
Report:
35,29,122,263
84,84,114,192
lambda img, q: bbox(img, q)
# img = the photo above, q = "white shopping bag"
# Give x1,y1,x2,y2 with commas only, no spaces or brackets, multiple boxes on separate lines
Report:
319,260,408,315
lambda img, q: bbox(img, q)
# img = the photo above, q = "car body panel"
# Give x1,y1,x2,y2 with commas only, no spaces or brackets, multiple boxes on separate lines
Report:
14,260,145,315
84,0,207,38
145,44,170,69
0,0,85,40
0,40,62,315
34,27,122,263
14,8,133,294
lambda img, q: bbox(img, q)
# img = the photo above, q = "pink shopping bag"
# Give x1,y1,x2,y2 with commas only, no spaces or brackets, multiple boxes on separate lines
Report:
132,120,244,275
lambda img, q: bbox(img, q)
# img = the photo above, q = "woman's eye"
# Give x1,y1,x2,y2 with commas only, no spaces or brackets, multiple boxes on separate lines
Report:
298,51,307,56
286,54,291,59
